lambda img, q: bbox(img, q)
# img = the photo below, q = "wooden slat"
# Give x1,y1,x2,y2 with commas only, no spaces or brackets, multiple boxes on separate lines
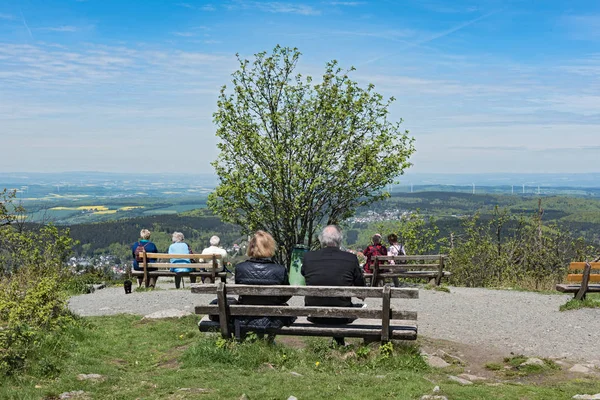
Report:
375,264,441,270
190,284,419,299
198,316,418,340
374,255,445,262
377,271,452,278
144,253,221,261
566,274,600,283
194,305,417,320
556,284,600,293
569,262,600,271
131,271,227,277
145,263,221,269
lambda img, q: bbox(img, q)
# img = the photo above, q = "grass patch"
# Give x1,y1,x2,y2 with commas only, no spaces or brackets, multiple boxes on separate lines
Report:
2,315,600,399
423,283,451,293
560,293,600,311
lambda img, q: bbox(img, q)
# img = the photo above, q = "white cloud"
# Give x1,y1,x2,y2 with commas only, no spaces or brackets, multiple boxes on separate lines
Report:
172,31,196,37
0,13,16,20
38,26,78,32
230,1,321,16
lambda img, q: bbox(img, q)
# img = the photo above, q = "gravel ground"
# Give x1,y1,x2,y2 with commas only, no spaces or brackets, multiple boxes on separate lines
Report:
68,282,600,361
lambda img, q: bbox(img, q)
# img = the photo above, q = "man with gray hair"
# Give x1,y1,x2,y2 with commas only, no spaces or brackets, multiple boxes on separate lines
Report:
301,225,365,346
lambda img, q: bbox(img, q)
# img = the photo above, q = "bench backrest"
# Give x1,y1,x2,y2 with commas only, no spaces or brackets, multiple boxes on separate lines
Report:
567,262,600,283
141,253,222,270
373,254,446,271
192,283,418,341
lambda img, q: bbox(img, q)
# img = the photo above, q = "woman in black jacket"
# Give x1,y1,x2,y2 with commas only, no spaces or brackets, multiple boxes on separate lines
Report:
234,230,294,338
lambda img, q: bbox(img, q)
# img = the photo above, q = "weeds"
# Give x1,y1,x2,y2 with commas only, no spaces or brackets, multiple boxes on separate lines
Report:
560,294,600,311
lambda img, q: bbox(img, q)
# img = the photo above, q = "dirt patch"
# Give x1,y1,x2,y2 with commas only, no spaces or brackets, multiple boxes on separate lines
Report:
418,335,600,386
277,336,308,349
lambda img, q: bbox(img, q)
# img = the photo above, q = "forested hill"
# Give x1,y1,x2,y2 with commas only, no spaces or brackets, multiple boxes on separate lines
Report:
62,191,600,259
68,209,241,256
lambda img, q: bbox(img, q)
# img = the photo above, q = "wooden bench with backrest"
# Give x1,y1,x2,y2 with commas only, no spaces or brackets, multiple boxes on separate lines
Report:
191,282,418,342
131,252,225,288
555,261,600,300
367,255,450,287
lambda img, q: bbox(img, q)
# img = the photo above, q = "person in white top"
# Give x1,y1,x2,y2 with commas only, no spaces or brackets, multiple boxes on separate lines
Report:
201,236,228,282
387,233,406,287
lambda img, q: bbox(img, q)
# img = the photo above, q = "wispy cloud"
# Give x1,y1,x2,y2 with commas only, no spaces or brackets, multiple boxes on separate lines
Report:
172,31,196,37
361,10,498,65
39,26,79,32
177,2,216,11
0,13,16,20
19,9,33,40
229,1,321,16
327,1,365,6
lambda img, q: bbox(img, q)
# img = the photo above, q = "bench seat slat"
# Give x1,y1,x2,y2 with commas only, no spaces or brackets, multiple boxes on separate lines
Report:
198,316,417,340
194,305,417,320
190,284,418,299
556,284,600,293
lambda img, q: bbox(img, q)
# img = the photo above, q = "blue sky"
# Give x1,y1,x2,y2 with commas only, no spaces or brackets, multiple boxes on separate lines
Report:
1,0,599,174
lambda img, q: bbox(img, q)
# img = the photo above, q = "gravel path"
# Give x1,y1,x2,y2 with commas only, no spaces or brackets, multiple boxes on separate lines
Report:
68,283,600,361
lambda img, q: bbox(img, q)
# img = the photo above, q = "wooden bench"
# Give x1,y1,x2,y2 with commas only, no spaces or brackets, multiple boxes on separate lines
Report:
131,253,225,288
555,261,600,300
367,255,450,287
192,282,418,342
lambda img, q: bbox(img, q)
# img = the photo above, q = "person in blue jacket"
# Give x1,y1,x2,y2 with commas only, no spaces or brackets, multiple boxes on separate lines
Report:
131,229,158,287
168,231,195,289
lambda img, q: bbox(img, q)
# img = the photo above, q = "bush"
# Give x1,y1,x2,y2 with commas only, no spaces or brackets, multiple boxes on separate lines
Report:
0,196,80,377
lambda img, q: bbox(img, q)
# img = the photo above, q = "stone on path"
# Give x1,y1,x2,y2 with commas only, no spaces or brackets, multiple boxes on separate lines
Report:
573,394,600,399
448,375,473,385
142,309,192,319
570,364,592,374
287,396,298,400
458,373,487,382
239,394,249,400
521,357,545,366
426,355,451,368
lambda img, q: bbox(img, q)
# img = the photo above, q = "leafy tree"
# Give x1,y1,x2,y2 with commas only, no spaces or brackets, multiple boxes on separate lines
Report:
208,46,415,266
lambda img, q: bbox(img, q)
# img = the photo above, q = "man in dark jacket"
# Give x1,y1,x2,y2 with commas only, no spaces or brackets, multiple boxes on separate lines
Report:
301,225,365,345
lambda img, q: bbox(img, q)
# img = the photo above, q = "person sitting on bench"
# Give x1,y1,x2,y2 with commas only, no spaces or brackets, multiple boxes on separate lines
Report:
301,225,365,346
168,231,195,289
234,230,294,340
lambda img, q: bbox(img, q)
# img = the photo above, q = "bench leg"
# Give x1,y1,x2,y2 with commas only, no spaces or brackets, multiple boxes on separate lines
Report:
175,275,182,289
190,276,197,284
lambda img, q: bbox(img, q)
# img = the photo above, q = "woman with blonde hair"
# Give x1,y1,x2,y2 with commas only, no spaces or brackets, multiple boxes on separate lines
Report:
233,230,294,339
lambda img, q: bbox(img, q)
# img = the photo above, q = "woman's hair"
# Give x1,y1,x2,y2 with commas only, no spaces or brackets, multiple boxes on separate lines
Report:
372,233,382,244
172,231,185,243
387,233,398,243
140,229,151,240
247,230,276,258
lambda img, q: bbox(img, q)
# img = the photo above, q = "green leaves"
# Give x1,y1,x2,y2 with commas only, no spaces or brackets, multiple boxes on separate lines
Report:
210,46,415,265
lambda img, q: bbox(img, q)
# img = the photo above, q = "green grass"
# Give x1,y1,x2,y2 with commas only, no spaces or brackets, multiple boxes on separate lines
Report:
560,293,600,311
2,315,600,399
